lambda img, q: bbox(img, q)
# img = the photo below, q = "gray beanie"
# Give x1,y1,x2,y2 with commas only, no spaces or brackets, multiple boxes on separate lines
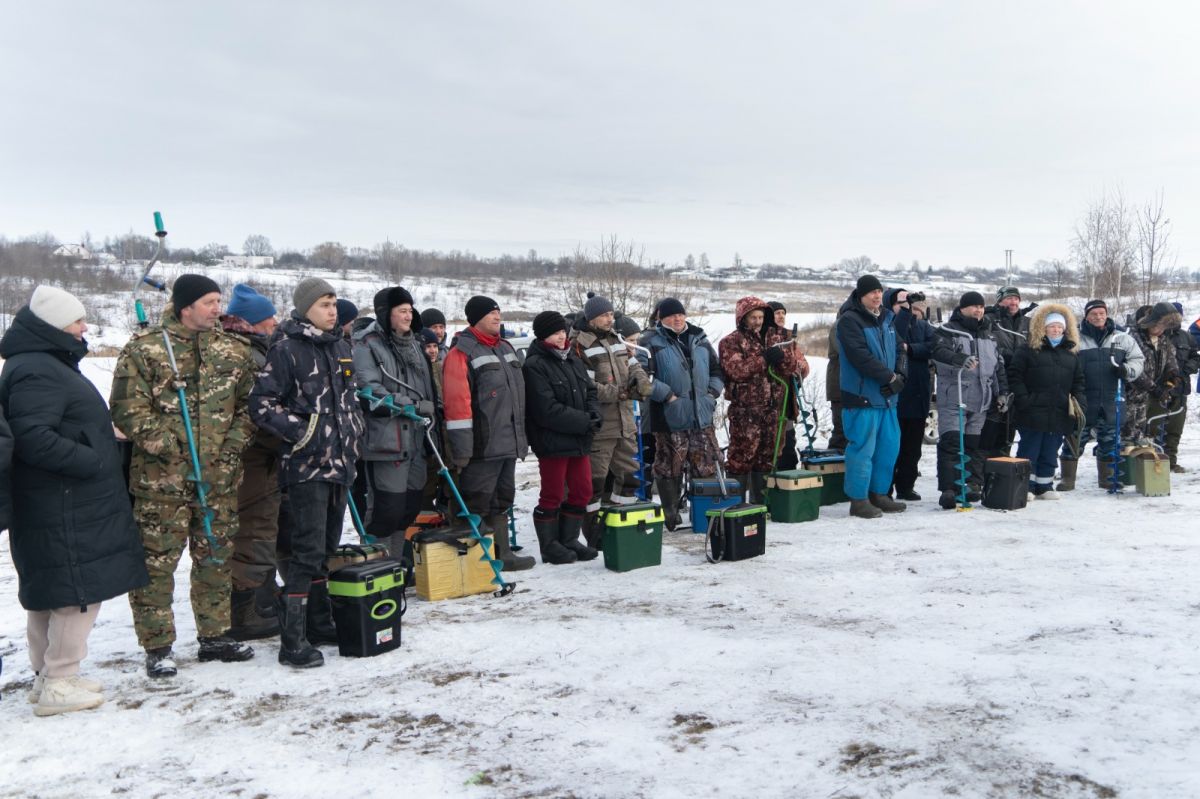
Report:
583,293,614,321
293,277,336,317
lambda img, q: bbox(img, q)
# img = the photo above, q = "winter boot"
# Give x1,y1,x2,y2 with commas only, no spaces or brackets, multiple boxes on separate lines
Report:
532,508,577,565
144,647,178,679
254,576,280,619
869,492,906,513
227,587,281,641
306,579,340,646
849,499,882,519
938,489,958,510
895,488,922,501
1036,489,1061,501
198,635,255,663
655,477,684,531
1056,459,1078,492
582,510,604,551
727,474,751,502
490,513,535,571
748,473,768,505
278,594,324,669
1097,455,1119,489
559,504,598,561
33,677,104,717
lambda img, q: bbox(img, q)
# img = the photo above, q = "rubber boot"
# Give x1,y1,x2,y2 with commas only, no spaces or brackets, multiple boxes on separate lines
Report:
655,477,683,531
582,510,604,551
727,474,751,502
559,504,598,561
306,579,340,646
197,635,255,662
938,489,958,510
278,594,324,669
532,507,577,565
254,577,279,619
849,498,882,519
869,492,906,513
1097,454,1119,489
227,587,281,641
1057,459,1078,492
490,513,535,571
749,473,768,505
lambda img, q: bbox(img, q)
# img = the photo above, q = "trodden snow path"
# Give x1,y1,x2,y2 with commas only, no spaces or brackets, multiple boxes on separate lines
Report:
1,393,1199,797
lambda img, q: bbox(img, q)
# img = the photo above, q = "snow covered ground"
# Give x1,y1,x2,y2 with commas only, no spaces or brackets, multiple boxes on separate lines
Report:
2,335,1200,798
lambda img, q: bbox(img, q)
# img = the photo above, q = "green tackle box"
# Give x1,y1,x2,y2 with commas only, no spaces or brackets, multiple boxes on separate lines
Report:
765,469,823,523
600,503,664,573
802,454,849,505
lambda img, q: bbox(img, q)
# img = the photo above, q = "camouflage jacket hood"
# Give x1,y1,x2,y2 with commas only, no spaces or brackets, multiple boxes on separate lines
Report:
109,313,257,501
249,316,365,487
720,295,808,413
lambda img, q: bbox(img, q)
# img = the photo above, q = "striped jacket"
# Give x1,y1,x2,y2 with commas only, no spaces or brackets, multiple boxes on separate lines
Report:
570,320,650,441
442,327,528,467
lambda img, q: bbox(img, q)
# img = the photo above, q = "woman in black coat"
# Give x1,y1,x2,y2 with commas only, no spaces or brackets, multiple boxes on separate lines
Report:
0,286,148,716
1007,303,1087,500
522,311,600,565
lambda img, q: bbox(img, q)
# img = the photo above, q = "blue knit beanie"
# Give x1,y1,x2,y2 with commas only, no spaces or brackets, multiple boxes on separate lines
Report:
225,283,276,324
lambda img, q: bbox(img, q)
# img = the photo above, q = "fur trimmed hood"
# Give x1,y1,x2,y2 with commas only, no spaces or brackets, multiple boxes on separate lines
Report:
1138,301,1183,330
1028,303,1079,349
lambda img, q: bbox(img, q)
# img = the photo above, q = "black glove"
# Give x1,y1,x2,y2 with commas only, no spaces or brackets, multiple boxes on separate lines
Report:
994,393,1013,414
588,410,603,430
880,374,906,397
764,346,786,369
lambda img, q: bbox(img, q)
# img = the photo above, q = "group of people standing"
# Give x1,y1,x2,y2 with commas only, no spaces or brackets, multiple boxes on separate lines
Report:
2,270,1196,716
834,275,1198,517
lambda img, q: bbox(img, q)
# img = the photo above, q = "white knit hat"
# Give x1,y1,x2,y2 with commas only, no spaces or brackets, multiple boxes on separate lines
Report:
29,285,86,330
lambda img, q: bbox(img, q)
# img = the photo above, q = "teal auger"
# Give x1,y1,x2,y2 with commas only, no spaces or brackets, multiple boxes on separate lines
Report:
132,211,169,329
954,366,972,511
356,386,514,596
1108,357,1124,494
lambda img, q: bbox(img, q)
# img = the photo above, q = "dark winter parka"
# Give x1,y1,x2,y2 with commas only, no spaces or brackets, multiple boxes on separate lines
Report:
0,307,148,611
250,315,366,487
719,296,809,416
891,302,934,420
1076,318,1144,420
522,338,599,458
1006,304,1086,435
353,320,437,462
835,290,901,410
643,321,724,432
1168,324,1200,397
0,403,11,531
984,303,1034,363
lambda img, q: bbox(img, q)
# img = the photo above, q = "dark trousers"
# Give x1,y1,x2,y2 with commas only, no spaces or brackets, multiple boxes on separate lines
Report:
283,481,348,594
1148,398,1187,467
828,400,847,450
892,416,926,493
459,458,516,516
978,413,1016,459
776,427,799,471
363,462,424,539
1016,429,1064,491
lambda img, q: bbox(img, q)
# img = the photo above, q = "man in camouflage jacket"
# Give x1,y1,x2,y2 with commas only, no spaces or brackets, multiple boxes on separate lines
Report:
719,296,808,503
569,294,652,548
251,277,365,668
110,274,257,676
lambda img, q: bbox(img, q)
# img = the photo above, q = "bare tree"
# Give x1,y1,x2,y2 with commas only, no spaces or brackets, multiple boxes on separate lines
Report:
310,241,348,278
1135,190,1175,306
556,235,697,322
242,234,274,257
1071,189,1136,311
1034,258,1076,297
839,255,876,278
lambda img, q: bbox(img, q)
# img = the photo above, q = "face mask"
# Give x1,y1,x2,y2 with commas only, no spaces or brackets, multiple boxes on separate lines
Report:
1048,335,1063,347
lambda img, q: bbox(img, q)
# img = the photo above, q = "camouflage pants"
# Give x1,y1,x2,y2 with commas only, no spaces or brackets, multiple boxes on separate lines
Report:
588,434,640,511
231,442,280,591
128,495,237,650
652,428,722,480
726,405,784,474
1121,392,1149,444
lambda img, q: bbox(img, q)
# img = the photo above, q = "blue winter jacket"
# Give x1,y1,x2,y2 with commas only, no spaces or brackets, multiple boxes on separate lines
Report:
836,292,899,410
644,322,723,432
893,306,934,419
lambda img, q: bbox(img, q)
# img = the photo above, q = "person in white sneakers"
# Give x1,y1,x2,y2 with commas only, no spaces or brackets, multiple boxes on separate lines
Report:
0,286,148,715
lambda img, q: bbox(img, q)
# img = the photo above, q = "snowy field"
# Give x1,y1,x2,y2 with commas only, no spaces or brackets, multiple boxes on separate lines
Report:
3,340,1200,798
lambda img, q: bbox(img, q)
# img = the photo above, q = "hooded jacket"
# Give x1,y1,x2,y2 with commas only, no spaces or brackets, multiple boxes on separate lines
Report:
1076,317,1145,417
352,319,437,462
522,338,598,458
719,296,808,417
1006,304,1086,434
250,315,365,486
569,314,650,441
643,320,724,432
835,290,900,410
0,307,148,610
932,308,1007,419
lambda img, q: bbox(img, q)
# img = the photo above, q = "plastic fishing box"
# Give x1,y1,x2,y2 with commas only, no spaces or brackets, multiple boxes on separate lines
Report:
1132,452,1170,497
688,476,743,533
982,457,1031,510
326,543,392,574
412,525,497,601
765,470,823,523
600,502,664,572
801,453,849,506
328,558,406,658
706,503,768,561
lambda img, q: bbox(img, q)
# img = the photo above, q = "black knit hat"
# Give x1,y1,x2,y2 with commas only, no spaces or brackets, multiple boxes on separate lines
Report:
614,314,641,338
373,287,421,331
855,275,883,296
336,299,358,328
767,301,786,313
656,297,686,319
171,274,221,316
532,310,568,340
420,308,446,328
466,295,500,326
958,291,986,309
1083,299,1107,316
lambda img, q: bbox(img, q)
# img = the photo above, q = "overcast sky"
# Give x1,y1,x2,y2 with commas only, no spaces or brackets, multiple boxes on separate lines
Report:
3,1,1197,272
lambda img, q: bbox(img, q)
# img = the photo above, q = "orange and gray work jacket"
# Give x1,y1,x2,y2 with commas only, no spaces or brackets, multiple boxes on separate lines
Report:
442,327,529,467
